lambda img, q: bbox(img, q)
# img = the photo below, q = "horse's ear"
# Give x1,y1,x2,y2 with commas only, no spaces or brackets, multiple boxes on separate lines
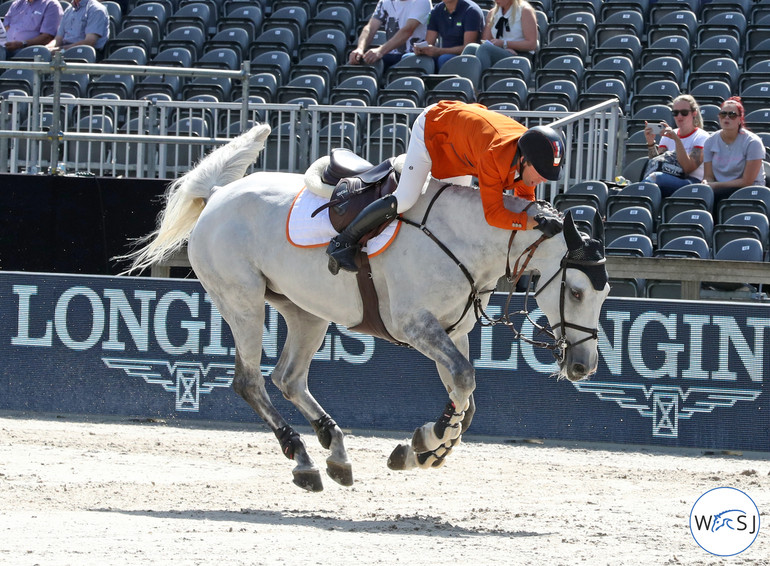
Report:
563,210,582,251
593,209,604,244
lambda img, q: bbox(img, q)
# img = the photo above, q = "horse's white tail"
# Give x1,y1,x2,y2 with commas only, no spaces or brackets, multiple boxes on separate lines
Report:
121,124,272,274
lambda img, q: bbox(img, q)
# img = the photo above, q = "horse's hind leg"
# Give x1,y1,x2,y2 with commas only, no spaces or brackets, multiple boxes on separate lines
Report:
206,283,323,492
267,292,353,487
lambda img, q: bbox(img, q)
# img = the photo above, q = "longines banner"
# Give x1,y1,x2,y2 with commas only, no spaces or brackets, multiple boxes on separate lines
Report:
0,271,767,452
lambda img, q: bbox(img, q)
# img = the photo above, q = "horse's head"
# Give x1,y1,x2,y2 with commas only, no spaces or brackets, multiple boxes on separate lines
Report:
532,211,610,381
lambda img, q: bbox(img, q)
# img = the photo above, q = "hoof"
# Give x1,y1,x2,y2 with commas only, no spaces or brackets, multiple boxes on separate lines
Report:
326,460,354,486
387,443,413,471
292,467,323,492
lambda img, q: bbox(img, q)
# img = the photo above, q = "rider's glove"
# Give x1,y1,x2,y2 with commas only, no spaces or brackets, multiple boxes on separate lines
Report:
534,213,563,238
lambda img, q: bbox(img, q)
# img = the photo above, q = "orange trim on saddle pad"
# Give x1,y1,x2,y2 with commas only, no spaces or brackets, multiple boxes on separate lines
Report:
285,187,328,248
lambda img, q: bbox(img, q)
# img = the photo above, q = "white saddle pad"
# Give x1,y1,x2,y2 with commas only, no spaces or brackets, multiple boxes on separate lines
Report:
287,188,400,257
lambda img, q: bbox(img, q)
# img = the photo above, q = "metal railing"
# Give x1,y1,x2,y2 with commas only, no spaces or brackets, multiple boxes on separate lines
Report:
0,55,623,192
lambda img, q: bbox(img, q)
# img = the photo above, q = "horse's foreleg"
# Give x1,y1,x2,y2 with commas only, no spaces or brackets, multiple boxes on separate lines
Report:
267,294,353,487
389,326,477,470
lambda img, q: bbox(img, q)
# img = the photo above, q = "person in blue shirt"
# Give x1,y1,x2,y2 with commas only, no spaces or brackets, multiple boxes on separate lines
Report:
412,0,484,72
48,0,109,55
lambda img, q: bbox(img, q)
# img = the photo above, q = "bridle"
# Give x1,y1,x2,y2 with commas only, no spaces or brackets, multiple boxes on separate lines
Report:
400,184,603,364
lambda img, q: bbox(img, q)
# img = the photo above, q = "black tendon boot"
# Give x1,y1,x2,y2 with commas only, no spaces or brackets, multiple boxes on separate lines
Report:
327,194,398,275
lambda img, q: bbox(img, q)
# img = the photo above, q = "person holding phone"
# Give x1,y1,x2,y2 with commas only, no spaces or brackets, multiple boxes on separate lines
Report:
703,96,765,202
642,94,709,197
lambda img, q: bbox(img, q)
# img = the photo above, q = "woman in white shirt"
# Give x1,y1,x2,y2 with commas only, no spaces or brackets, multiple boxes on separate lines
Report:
461,0,538,68
643,94,710,197
703,96,766,203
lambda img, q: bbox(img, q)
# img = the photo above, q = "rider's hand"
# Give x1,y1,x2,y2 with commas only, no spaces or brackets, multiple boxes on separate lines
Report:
533,213,563,237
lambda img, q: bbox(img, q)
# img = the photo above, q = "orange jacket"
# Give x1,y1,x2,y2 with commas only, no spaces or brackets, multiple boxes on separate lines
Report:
423,101,535,230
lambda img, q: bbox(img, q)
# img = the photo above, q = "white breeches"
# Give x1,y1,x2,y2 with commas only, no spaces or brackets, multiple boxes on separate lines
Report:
392,105,473,214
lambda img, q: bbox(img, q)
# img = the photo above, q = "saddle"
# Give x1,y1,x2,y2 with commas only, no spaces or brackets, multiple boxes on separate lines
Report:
312,148,399,238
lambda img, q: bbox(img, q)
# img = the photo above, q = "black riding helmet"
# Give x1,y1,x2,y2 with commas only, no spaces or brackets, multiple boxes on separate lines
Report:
517,125,566,181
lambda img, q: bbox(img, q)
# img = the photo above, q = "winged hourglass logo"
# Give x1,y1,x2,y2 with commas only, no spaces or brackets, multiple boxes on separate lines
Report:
572,382,761,438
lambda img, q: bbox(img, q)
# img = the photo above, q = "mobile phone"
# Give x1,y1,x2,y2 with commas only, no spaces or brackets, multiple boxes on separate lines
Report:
414,41,429,48
648,123,664,135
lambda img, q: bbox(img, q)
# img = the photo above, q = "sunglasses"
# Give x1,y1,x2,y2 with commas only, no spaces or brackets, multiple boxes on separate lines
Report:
719,111,740,119
671,109,691,117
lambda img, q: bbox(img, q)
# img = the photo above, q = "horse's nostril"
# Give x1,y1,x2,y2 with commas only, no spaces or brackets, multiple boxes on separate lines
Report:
572,363,587,376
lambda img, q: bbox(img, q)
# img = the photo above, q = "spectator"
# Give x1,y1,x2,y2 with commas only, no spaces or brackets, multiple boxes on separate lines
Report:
642,94,709,197
703,96,766,202
348,0,431,70
412,0,484,72
461,0,538,67
48,0,109,55
1,0,63,58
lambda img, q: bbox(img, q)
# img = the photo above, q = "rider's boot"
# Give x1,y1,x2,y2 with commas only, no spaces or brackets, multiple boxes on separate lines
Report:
326,194,398,275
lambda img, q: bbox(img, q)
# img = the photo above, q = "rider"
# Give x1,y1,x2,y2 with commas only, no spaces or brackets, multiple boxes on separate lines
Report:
327,100,567,274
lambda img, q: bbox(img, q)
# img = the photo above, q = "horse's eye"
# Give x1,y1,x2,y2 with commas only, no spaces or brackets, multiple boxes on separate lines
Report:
571,288,582,301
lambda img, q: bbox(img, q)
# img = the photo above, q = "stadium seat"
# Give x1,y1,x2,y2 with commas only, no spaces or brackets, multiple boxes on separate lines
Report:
606,181,662,224
328,75,377,105
11,45,52,62
577,78,627,111
384,55,435,84
158,26,206,59
689,36,741,73
105,24,158,58
688,58,741,91
744,109,770,133
366,123,409,163
165,2,215,35
604,205,654,243
181,76,233,101
687,80,731,108
630,79,680,115
657,209,714,250
590,34,642,66
480,55,532,90
606,233,654,297
594,10,645,45
250,27,298,59
438,54,483,87
537,33,588,68
528,79,578,111
582,55,633,90
654,235,711,259
697,11,747,44
66,115,114,168
298,29,347,61
263,5,308,41
196,47,240,70
646,9,697,43
640,35,691,71
553,180,609,216
305,5,354,37
716,186,770,223
478,77,528,109
712,212,770,257
632,56,684,95
424,77,476,105
740,60,770,93
290,53,338,86
204,27,251,60
661,184,714,224
738,82,770,115
217,5,264,38
249,50,292,87
377,76,425,106
88,73,136,99
535,54,584,89
103,46,148,66
122,2,170,39
547,11,596,47
275,73,327,104
149,47,193,68
318,121,361,153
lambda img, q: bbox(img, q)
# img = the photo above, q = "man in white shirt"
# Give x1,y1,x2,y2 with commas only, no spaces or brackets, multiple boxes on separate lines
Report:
348,0,431,70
